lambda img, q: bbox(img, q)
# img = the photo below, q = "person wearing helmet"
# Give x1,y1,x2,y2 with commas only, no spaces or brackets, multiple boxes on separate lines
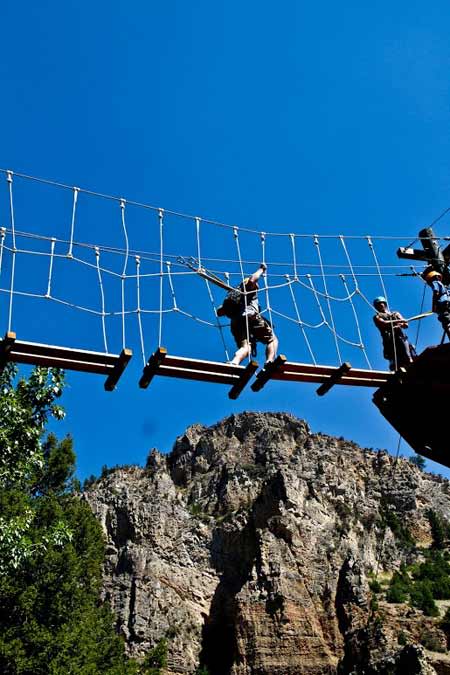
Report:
373,297,416,370
217,263,279,366
422,268,450,339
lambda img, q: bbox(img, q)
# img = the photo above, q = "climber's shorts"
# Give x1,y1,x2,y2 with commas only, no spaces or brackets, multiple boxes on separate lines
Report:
231,314,275,348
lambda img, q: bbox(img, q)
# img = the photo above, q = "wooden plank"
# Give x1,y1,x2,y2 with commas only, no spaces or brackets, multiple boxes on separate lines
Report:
12,340,118,366
163,354,245,376
280,360,389,380
271,371,388,387
9,351,112,375
251,355,287,393
156,364,238,385
104,348,133,391
228,360,259,400
316,362,352,396
139,347,168,389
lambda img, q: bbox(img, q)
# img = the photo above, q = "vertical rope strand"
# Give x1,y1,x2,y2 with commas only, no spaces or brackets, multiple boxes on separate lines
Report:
7,171,16,332
234,227,251,363
45,238,56,298
166,261,178,311
120,199,129,349
314,235,342,362
288,275,317,364
95,247,108,352
135,256,146,366
158,209,164,347
0,228,6,279
67,187,79,257
204,276,230,361
340,274,372,368
195,217,202,268
289,234,299,280
260,232,274,328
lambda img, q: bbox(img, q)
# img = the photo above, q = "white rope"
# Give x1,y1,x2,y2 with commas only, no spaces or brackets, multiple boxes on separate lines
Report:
234,227,251,362
120,199,129,349
166,261,178,311
286,275,317,364
289,234,298,280
135,255,146,366
203,276,230,361
260,232,274,329
67,187,79,257
195,217,202,268
340,274,372,368
45,238,56,298
1,168,428,240
7,171,16,332
314,236,342,362
0,228,5,280
158,209,164,347
95,247,108,352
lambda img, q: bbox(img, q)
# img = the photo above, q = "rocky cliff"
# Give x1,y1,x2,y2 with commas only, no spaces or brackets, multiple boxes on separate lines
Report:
84,412,450,674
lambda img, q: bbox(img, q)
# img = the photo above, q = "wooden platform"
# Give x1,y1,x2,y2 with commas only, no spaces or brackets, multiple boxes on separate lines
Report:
139,347,258,399
373,344,450,468
251,355,391,393
0,332,132,391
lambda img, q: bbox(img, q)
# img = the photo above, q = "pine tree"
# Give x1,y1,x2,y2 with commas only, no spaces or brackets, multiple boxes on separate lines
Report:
0,365,139,674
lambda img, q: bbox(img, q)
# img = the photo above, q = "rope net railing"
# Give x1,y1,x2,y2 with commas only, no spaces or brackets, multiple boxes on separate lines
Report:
0,169,442,373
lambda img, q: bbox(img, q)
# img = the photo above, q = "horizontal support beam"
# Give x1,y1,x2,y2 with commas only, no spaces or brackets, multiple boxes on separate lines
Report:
11,339,119,365
0,333,131,389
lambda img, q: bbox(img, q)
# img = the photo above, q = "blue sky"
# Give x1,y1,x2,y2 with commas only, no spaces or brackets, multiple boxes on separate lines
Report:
1,1,450,479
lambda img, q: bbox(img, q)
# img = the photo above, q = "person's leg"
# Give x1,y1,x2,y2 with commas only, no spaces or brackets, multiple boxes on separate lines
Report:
265,334,278,363
230,341,250,365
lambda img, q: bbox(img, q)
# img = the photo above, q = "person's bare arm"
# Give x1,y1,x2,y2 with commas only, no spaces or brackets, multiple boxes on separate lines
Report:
249,263,267,285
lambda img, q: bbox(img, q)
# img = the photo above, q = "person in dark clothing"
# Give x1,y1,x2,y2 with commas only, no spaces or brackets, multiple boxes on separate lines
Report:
217,263,279,366
422,268,450,340
373,296,416,370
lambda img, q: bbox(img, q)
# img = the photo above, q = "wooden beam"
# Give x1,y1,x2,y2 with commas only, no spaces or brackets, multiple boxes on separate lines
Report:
104,348,133,392
139,347,168,389
316,362,352,396
251,355,287,393
0,332,16,374
228,360,258,400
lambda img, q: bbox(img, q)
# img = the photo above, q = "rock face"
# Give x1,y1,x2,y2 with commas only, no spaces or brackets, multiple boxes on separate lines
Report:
84,412,450,674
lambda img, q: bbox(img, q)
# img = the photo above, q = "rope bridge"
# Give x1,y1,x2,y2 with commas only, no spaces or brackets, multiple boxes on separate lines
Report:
0,169,433,396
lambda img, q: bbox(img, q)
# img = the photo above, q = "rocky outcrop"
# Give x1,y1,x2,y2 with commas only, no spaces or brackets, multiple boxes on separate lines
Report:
84,412,450,674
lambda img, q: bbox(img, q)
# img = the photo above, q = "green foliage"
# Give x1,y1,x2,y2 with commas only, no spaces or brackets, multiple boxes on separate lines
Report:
369,578,382,593
194,667,210,675
409,581,439,616
397,631,408,646
142,639,168,674
0,365,139,674
379,498,415,549
427,509,450,550
408,454,426,471
386,566,411,604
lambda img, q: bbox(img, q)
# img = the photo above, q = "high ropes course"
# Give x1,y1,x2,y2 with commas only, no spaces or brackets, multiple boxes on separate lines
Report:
1,168,449,466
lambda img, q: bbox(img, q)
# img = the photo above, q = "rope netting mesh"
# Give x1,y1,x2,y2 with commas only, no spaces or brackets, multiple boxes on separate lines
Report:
0,169,436,370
